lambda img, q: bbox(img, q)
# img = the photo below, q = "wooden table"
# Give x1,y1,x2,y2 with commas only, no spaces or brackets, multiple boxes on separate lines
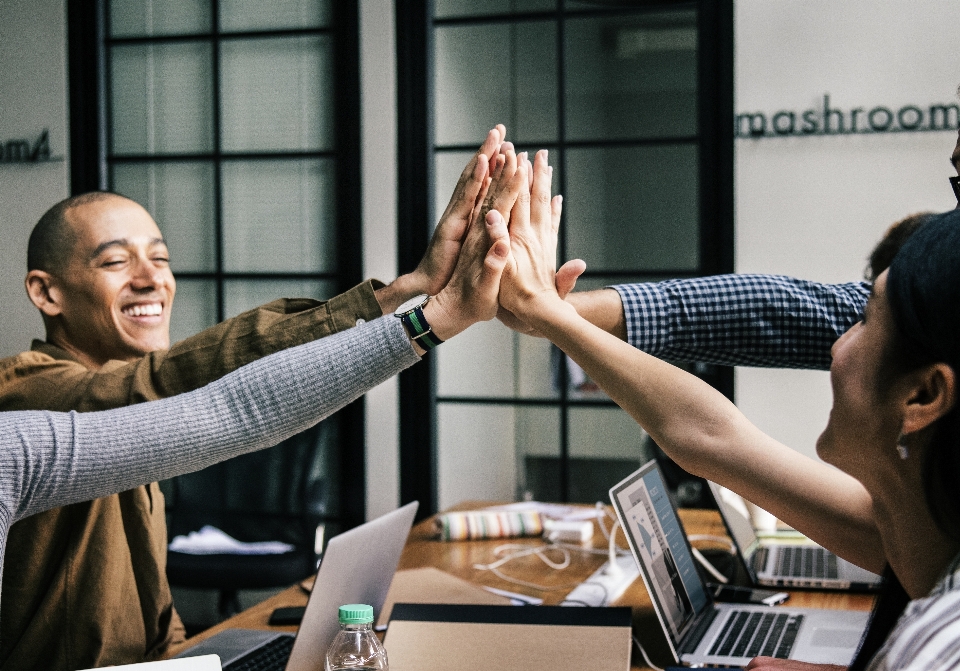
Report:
168,506,875,669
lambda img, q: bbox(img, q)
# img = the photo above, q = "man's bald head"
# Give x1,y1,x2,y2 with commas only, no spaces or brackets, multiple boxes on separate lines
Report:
28,192,131,275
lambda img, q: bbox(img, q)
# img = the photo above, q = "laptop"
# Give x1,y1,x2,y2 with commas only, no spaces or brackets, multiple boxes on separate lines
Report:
175,502,419,671
706,480,883,591
610,462,869,667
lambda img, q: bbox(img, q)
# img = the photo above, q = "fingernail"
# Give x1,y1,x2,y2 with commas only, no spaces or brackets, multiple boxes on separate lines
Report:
542,149,548,161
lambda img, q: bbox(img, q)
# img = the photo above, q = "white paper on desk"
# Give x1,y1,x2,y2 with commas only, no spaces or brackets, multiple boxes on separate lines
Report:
168,525,294,555
78,655,220,670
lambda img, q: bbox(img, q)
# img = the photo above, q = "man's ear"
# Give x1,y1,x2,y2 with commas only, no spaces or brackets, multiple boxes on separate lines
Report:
901,362,957,435
25,270,64,317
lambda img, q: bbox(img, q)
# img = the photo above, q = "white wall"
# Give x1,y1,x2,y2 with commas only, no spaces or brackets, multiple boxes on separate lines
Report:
359,0,400,519
734,0,960,460
0,0,69,357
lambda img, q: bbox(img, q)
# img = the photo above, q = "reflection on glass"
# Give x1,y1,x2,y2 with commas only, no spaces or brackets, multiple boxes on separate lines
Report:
437,402,560,508
436,0,555,19
435,22,557,146
110,0,210,37
221,159,336,273
567,406,648,503
223,279,334,318
112,161,216,273
565,11,697,141
169,279,218,343
219,0,331,31
111,43,214,155
220,36,333,152
565,145,699,272
515,406,562,501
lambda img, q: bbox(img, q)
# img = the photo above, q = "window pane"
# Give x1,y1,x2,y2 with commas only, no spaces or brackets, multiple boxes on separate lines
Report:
220,36,333,152
223,279,335,318
438,403,561,509
567,406,649,503
437,321,557,400
516,406,562,502
112,161,217,273
564,144,699,272
221,159,336,273
435,22,557,146
435,0,556,19
565,11,697,141
219,0,331,31
110,0,210,37
111,42,214,154
169,278,218,344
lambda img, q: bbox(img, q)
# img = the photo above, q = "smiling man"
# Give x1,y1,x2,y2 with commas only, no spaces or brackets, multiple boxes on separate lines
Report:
0,126,510,671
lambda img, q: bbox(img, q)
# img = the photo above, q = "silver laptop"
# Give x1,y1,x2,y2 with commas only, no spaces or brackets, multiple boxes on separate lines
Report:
175,502,418,671
706,480,882,591
610,462,869,667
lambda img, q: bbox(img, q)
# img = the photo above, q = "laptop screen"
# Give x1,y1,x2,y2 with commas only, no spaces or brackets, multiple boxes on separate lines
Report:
706,480,762,580
610,461,709,646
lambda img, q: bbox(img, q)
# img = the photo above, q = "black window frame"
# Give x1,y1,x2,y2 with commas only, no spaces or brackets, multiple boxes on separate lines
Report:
396,0,734,517
66,0,367,530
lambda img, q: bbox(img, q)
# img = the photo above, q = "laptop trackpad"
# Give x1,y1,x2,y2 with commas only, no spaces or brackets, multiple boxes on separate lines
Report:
175,629,284,665
811,627,860,649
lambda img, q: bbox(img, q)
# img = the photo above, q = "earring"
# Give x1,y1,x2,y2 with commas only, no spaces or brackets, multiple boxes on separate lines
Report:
896,434,909,460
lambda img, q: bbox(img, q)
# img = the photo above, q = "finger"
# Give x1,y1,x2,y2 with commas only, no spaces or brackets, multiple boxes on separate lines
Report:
437,129,498,225
483,149,523,222
485,209,509,248
530,150,553,232
476,238,510,317
555,259,586,298
551,194,563,234
507,155,532,236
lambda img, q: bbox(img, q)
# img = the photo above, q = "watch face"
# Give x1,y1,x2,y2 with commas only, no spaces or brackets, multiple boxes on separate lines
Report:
394,293,430,316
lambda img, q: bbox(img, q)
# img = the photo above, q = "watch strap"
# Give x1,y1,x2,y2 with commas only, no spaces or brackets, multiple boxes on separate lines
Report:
400,304,444,350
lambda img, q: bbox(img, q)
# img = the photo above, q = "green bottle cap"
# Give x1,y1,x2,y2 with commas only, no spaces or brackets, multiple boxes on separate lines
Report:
338,604,374,624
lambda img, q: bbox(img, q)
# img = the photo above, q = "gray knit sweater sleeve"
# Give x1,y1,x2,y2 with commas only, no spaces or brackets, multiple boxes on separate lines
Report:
0,316,419,598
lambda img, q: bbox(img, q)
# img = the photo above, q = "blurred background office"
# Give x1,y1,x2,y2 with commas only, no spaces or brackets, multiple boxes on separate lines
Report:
1,0,958,626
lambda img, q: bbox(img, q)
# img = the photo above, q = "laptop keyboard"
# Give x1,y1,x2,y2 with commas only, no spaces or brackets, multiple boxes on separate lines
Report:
707,610,804,659
224,635,295,671
777,547,839,579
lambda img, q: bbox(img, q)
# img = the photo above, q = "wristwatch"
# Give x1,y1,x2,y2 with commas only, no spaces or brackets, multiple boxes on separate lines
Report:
394,293,444,350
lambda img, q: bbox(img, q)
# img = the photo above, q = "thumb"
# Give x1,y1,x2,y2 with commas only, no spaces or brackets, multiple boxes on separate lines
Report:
556,259,586,298
476,239,510,313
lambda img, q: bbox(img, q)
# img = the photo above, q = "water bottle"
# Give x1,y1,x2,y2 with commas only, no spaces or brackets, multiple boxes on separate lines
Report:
324,604,388,671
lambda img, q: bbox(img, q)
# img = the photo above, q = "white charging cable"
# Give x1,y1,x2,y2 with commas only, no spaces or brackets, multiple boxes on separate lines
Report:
632,634,665,671
687,534,737,584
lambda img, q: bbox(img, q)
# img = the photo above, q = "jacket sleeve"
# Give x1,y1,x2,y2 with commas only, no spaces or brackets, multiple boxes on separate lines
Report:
0,281,385,412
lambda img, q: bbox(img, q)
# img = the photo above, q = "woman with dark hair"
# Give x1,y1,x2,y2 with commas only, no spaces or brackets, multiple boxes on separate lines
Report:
500,150,960,670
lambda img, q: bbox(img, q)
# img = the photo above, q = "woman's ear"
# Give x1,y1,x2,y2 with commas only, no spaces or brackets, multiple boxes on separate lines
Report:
25,271,64,318
901,362,957,434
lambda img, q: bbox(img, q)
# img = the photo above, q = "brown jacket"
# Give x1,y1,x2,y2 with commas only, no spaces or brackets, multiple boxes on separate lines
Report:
0,282,383,670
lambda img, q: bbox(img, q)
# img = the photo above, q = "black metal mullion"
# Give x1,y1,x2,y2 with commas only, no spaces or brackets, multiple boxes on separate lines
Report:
211,0,225,323
107,26,334,46
68,0,108,193
432,3,697,27
696,0,734,401
556,4,570,504
330,0,366,531
397,0,437,521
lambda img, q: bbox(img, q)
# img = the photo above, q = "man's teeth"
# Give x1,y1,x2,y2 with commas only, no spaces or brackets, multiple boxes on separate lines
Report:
123,304,162,317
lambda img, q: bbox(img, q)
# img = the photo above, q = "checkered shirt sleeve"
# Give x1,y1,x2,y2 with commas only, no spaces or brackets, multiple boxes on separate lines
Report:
612,274,870,370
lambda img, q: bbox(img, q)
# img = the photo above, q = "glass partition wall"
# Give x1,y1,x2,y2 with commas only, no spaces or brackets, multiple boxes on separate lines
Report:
399,0,734,513
70,0,365,529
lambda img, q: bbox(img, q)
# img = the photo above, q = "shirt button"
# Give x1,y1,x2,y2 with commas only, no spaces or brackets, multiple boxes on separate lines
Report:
356,318,366,326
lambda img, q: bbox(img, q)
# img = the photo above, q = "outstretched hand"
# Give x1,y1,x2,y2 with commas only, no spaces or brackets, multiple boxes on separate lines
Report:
498,149,583,324
412,125,506,296
420,142,527,344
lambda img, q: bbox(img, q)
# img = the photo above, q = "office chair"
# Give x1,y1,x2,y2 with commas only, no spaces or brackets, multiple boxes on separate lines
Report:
165,421,335,620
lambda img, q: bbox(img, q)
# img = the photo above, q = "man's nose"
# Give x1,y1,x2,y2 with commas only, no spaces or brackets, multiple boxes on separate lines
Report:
130,257,167,288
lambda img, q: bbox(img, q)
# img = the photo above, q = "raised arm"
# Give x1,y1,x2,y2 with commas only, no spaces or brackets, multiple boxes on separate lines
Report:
498,150,885,573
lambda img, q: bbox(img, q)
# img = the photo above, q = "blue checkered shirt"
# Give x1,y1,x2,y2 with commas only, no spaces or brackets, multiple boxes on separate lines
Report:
612,274,870,370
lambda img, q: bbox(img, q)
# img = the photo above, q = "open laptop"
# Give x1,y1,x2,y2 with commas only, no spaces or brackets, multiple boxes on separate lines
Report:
706,480,883,591
610,462,869,667
175,502,418,671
